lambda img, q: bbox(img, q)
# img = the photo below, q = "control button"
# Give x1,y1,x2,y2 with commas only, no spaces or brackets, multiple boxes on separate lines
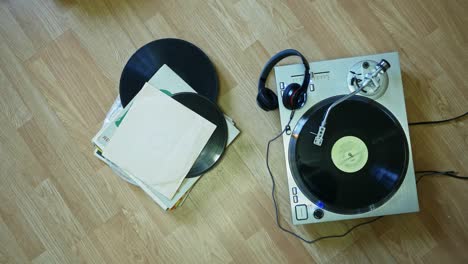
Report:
292,187,297,195
293,196,298,203
309,83,315,91
280,82,285,90
295,204,308,220
313,209,324,219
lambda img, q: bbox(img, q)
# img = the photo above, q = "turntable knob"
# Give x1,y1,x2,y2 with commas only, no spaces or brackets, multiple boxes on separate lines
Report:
377,59,391,72
313,209,324,219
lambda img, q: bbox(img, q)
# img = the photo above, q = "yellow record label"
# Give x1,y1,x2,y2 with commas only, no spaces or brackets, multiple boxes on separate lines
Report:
331,136,368,173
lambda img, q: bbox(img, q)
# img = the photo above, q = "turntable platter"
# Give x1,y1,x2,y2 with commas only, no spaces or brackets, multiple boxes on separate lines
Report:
289,95,409,214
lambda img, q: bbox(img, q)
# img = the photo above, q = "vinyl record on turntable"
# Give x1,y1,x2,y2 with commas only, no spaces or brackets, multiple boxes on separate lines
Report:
172,92,228,178
289,95,409,214
120,38,219,107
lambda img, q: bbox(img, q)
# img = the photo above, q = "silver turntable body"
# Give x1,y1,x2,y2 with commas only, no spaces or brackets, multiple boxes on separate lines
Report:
274,52,419,225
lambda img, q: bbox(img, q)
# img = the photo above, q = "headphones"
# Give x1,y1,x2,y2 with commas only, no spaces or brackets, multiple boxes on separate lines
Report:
257,49,310,111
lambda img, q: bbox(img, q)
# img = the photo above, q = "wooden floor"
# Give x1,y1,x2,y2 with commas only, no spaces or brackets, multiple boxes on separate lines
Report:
0,0,467,263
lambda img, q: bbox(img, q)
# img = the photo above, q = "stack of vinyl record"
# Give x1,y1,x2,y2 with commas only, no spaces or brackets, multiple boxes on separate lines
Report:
92,40,239,210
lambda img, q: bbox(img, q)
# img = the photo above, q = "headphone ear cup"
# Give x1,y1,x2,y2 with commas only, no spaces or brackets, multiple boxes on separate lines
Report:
282,83,303,110
256,88,279,111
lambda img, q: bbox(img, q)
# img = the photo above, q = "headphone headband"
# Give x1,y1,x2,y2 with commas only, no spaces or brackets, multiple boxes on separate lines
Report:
258,49,310,92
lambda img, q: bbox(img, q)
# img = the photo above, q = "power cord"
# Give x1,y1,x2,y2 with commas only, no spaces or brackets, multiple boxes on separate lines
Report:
266,112,467,244
408,111,467,126
416,170,468,182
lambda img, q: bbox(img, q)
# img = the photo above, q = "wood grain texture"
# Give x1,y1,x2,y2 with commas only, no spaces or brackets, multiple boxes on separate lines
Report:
0,0,467,263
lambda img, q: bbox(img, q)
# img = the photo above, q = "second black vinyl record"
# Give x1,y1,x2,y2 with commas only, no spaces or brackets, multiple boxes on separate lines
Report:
120,38,219,107
289,95,409,214
172,92,228,177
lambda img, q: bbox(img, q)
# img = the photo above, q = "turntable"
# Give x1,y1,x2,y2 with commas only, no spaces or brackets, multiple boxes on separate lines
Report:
274,52,419,224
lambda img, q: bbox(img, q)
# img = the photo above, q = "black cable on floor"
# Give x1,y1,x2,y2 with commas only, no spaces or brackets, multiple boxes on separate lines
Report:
409,111,467,126
416,170,468,182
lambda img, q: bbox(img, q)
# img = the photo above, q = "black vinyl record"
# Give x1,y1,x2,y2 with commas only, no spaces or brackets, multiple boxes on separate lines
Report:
120,38,219,107
289,95,409,214
172,92,228,177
